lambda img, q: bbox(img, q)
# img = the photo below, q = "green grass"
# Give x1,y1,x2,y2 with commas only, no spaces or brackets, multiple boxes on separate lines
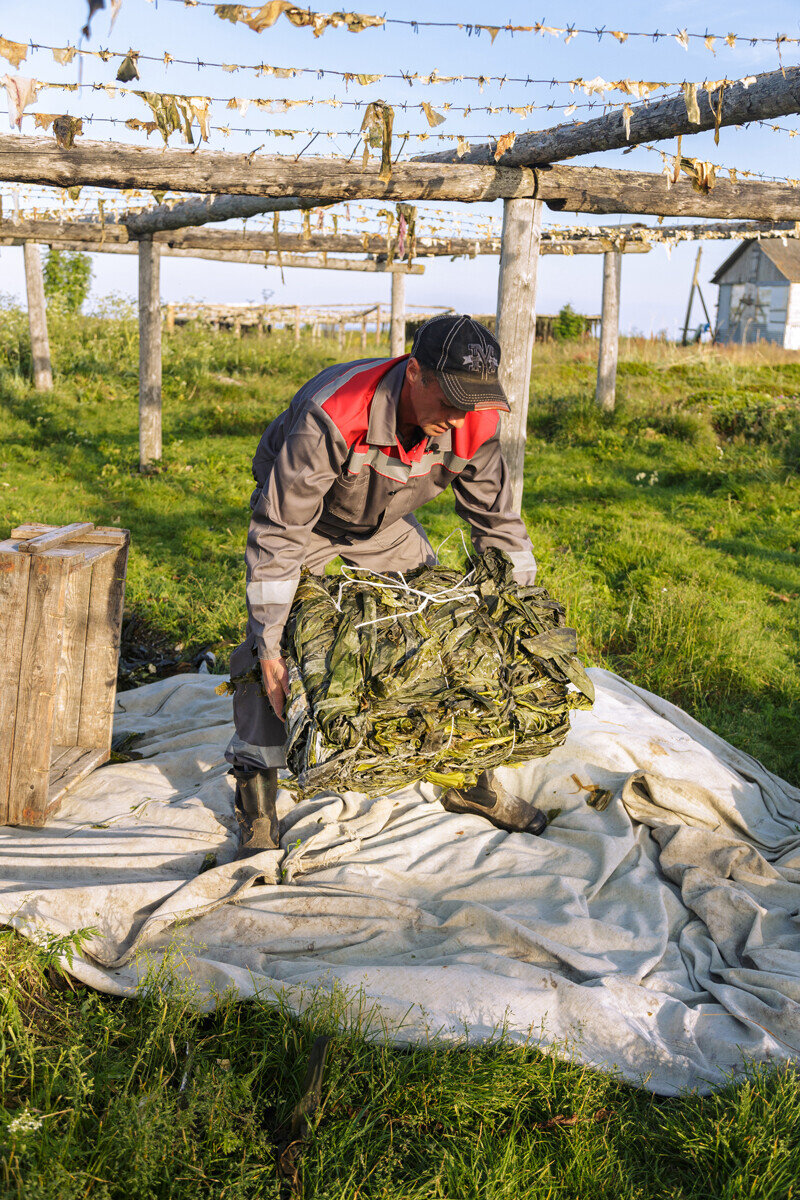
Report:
3,932,800,1200
2,308,800,1197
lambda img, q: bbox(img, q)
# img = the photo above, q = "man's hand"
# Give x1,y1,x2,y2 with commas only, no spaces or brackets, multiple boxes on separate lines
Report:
260,656,289,721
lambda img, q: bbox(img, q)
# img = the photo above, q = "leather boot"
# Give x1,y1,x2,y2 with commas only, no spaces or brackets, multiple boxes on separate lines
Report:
231,766,280,858
441,769,547,835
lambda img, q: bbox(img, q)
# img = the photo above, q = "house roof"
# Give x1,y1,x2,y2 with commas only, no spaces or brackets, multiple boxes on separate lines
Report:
711,238,800,284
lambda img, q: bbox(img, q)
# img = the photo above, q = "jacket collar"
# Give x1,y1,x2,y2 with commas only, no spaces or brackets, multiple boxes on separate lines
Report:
366,356,409,446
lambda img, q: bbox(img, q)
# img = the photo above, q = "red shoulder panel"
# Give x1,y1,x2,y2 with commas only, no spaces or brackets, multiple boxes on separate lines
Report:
319,357,406,444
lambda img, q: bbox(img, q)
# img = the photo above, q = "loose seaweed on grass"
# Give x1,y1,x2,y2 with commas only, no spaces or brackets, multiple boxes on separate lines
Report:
228,549,594,797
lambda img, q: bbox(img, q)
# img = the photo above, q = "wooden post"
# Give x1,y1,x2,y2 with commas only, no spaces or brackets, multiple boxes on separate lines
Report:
595,249,622,413
165,302,175,331
375,303,382,346
23,243,53,391
495,198,543,513
294,305,301,345
361,315,368,352
138,236,162,470
390,271,406,357
338,319,345,349
681,246,703,346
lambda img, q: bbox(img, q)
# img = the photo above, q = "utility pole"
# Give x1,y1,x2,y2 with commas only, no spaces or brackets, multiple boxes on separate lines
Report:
681,246,703,346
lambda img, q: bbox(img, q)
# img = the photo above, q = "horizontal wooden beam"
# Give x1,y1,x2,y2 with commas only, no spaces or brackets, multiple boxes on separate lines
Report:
416,64,800,166
535,166,800,221
0,218,651,258
0,217,492,256
0,237,425,271
171,302,380,317
1,136,799,219
543,239,650,254
153,249,425,272
123,193,324,236
6,215,796,250
544,219,799,242
0,136,532,202
0,230,650,265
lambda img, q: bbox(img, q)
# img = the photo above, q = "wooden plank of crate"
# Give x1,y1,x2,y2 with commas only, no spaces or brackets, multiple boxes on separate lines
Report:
52,565,92,747
47,747,107,815
49,744,75,772
49,744,86,786
8,554,70,825
11,523,129,546
0,551,32,823
18,522,95,553
78,535,129,754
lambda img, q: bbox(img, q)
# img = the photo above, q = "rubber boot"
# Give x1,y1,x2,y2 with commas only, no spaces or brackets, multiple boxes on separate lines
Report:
441,769,547,835
231,766,280,858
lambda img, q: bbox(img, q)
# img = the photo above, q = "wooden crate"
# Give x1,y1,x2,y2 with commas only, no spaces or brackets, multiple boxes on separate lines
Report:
0,521,130,827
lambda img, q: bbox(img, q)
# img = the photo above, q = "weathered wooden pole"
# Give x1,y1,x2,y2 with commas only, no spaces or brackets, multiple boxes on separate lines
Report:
417,64,800,167
22,243,53,390
375,303,382,346
165,302,175,331
361,315,368,352
681,246,703,346
595,249,622,413
390,271,406,357
495,198,543,513
138,236,162,470
124,193,324,237
338,319,345,349
8,135,800,221
294,305,301,344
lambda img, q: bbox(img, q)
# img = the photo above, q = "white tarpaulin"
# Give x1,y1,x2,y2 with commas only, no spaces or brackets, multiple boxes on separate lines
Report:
2,668,799,1096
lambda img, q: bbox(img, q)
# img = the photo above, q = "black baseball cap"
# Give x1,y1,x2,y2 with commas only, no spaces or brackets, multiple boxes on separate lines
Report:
410,314,510,413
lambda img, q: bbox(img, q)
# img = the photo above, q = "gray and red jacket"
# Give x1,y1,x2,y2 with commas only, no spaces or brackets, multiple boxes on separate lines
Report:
245,355,537,659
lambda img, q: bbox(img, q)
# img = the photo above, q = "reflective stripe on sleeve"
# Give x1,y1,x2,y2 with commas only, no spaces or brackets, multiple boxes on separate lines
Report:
246,578,300,607
506,548,537,582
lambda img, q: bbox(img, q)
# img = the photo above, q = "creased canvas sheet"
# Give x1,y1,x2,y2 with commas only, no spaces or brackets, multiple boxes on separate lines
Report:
1,669,799,1096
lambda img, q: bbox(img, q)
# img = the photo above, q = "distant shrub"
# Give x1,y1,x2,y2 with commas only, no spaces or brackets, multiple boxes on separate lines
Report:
552,304,589,342
43,248,93,313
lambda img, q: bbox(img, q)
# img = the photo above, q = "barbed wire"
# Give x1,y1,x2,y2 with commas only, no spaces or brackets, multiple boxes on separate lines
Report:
159,1,800,53
28,77,686,122
632,140,800,187
10,38,768,102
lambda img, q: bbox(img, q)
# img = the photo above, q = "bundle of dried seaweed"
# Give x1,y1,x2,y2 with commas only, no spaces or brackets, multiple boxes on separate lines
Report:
280,548,593,797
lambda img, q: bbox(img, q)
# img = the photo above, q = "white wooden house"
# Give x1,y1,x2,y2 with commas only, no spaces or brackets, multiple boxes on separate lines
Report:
711,239,800,348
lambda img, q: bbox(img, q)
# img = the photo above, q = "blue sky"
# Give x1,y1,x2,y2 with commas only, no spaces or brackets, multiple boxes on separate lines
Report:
1,0,799,335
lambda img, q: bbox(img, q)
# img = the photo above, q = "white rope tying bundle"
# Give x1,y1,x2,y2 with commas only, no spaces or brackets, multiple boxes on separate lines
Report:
329,528,480,629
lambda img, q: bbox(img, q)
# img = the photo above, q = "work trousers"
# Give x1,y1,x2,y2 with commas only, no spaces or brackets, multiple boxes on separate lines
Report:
224,514,437,771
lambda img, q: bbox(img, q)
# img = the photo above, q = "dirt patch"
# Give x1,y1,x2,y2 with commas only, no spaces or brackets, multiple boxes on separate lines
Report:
118,607,213,691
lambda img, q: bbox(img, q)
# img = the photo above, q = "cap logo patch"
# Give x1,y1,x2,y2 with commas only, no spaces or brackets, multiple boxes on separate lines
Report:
462,343,498,377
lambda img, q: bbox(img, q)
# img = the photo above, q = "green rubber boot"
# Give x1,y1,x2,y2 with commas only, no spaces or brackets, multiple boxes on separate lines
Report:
232,766,280,858
442,770,547,835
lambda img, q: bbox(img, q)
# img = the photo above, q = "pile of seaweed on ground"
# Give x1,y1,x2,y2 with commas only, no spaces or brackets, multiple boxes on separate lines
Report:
280,548,594,797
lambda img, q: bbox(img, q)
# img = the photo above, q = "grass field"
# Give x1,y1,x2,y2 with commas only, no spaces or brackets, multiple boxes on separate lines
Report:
1,303,800,1197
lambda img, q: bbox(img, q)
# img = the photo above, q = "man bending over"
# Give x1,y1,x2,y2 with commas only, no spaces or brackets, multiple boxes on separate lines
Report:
226,314,547,856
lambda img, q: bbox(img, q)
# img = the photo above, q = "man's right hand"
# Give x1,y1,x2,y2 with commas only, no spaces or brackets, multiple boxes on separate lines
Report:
260,656,289,721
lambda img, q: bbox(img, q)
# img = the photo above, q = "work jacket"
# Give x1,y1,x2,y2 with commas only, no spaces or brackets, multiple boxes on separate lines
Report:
245,355,537,659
